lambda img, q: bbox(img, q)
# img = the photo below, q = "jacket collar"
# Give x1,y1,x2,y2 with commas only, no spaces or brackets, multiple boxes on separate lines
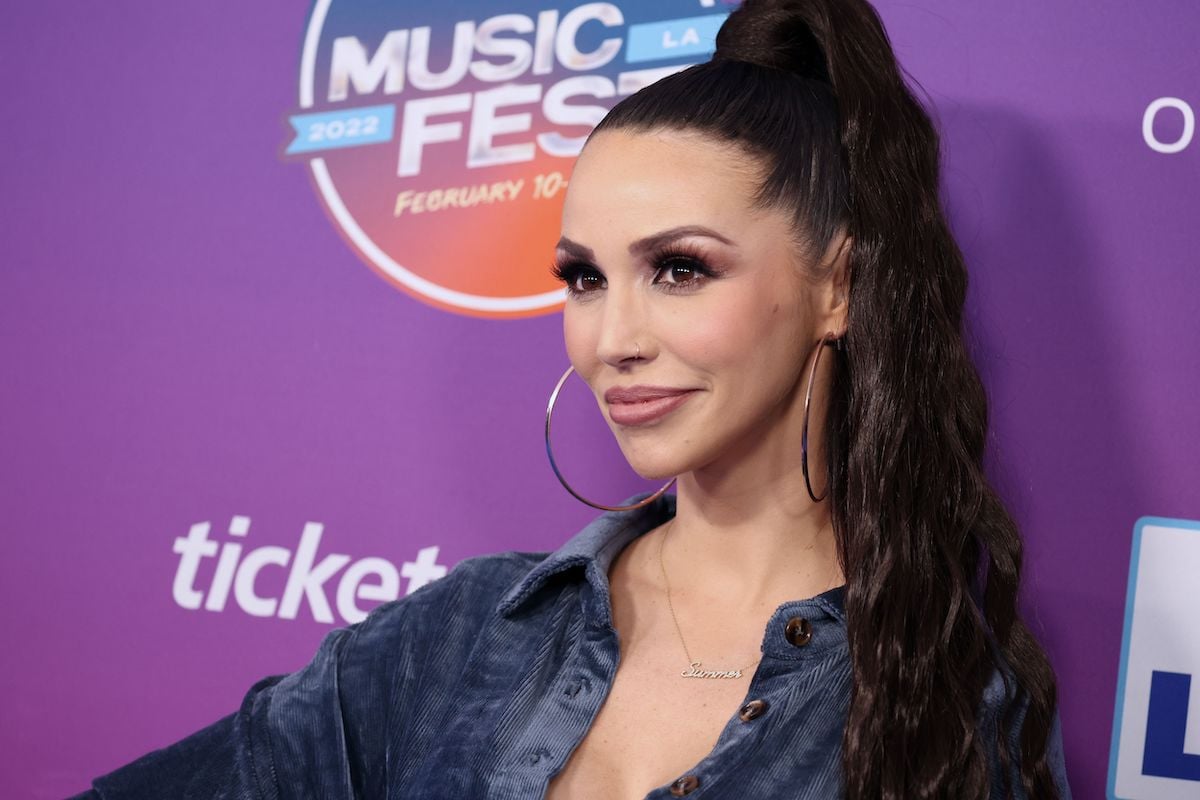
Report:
497,491,673,625
497,492,846,628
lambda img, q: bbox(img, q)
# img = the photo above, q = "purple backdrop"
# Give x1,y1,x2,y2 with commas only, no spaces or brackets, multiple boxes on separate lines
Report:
2,1,1197,798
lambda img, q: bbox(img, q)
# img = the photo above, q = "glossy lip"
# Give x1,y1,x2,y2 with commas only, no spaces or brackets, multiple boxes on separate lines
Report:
604,385,698,426
604,385,694,404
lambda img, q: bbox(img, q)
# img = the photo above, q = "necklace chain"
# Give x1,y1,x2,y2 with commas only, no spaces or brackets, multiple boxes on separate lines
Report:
657,519,761,679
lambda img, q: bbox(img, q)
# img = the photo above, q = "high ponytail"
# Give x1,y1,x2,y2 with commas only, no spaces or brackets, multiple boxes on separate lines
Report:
592,1,1062,798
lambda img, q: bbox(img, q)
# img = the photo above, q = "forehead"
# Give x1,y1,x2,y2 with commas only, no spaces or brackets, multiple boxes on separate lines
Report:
561,129,777,239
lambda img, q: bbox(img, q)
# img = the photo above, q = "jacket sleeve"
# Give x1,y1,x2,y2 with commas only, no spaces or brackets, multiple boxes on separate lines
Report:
70,552,531,799
76,623,366,800
74,571,440,800
982,663,1073,800
1046,708,1072,800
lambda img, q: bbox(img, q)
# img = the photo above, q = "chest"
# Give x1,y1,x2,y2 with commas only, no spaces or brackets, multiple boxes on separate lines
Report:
544,648,761,800
402,586,851,800
543,551,771,800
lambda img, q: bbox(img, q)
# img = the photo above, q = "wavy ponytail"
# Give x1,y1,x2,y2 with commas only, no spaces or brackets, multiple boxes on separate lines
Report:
592,1,1061,797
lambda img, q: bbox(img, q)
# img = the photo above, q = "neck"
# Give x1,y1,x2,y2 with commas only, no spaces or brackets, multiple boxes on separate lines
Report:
638,340,844,613
660,408,843,612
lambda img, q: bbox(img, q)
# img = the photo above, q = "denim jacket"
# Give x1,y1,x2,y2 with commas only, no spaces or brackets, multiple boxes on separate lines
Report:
77,492,1071,799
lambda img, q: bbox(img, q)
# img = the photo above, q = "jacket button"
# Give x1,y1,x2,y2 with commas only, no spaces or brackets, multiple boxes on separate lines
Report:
563,676,591,698
785,616,813,646
738,699,769,721
669,775,700,796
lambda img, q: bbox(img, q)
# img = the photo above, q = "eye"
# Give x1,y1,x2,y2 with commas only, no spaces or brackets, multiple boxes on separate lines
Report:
551,260,606,297
655,257,701,284
651,252,716,291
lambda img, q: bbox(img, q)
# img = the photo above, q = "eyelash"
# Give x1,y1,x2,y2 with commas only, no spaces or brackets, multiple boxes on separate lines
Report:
550,244,720,299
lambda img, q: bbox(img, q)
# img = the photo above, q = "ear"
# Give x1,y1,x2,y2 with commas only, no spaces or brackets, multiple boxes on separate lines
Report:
818,229,852,339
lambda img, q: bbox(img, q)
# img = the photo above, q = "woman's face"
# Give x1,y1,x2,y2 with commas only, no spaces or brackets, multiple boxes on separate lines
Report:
557,128,847,481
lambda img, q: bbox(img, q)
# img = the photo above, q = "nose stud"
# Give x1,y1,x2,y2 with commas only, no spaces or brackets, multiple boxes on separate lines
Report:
634,342,640,359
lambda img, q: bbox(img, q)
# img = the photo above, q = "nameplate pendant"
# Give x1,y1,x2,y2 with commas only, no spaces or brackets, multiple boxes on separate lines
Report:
680,661,743,679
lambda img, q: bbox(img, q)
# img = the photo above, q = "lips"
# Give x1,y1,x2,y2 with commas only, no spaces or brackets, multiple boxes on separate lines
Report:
604,385,694,403
604,385,697,426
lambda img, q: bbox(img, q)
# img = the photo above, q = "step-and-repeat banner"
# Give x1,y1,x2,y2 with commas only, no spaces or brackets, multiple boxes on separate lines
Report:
1,2,1196,797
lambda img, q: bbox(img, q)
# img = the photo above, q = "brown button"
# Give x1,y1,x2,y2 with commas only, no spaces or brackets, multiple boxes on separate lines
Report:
738,699,769,721
670,775,700,796
785,616,813,646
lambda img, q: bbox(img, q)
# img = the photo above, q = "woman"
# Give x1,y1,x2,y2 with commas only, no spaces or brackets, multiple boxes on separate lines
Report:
77,0,1070,798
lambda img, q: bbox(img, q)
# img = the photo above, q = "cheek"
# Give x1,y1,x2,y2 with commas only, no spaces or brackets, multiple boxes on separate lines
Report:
678,279,808,396
679,284,785,369
562,304,599,376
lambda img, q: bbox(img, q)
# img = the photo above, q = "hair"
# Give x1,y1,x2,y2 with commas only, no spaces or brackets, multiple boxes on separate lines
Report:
589,1,1061,798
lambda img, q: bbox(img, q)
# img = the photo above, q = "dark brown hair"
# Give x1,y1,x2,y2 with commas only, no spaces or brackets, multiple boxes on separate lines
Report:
590,1,1061,797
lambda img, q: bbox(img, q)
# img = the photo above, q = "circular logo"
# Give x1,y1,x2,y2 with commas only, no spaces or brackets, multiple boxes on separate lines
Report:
284,1,726,318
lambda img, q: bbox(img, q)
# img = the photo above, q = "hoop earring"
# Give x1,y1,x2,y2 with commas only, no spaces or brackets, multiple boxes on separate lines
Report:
545,365,676,512
801,332,838,503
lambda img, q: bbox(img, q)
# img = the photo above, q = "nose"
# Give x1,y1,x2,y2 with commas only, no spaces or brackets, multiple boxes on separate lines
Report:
594,281,650,367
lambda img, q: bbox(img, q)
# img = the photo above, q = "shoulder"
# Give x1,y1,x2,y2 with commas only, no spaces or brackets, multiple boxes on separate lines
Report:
978,661,1072,799
84,549,560,798
339,549,551,655
396,549,549,611
257,550,556,772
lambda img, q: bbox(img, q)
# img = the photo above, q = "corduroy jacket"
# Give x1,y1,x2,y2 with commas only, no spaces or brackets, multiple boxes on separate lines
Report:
76,492,1071,799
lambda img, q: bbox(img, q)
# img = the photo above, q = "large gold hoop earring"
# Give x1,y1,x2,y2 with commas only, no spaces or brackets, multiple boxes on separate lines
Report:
545,365,676,512
801,332,838,504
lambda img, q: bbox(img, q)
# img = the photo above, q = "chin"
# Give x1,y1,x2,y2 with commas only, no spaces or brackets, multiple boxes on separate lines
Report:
614,438,698,482
625,463,678,482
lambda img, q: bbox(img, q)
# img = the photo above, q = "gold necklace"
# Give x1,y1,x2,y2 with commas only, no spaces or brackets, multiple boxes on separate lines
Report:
657,519,761,680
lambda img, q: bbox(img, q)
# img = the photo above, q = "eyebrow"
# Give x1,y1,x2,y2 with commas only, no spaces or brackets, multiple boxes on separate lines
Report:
555,225,735,261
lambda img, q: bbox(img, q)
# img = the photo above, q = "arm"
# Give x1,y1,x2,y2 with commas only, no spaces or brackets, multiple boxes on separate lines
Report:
1045,708,1072,800
79,626,362,800
982,664,1073,800
76,576,432,799
71,551,534,799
